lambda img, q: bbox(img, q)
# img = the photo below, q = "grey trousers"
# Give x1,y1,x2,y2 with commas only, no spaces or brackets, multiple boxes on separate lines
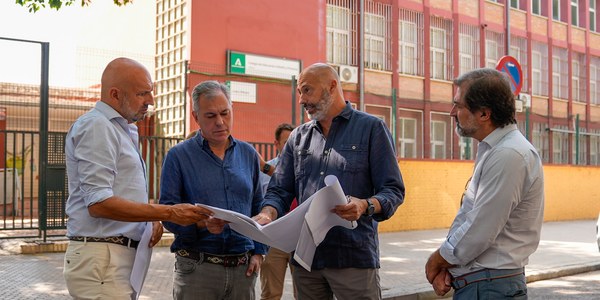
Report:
292,267,381,300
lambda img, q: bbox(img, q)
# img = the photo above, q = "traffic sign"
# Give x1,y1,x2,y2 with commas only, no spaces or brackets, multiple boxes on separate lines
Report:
495,55,523,95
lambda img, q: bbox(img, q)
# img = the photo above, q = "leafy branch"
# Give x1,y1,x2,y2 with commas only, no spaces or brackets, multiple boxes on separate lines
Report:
15,0,133,13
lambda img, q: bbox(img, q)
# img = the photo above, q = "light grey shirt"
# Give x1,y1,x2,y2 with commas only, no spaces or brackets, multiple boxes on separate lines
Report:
440,124,544,276
65,101,147,241
259,156,279,195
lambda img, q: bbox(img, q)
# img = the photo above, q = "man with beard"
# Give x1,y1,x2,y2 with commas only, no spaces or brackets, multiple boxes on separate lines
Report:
63,57,211,299
425,68,544,299
254,63,405,299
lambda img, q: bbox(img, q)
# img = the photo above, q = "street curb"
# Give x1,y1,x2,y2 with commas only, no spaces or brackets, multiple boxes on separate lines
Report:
381,262,600,300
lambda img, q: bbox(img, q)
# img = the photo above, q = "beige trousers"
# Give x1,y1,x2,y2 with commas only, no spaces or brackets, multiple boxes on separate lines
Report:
260,247,295,300
63,241,136,300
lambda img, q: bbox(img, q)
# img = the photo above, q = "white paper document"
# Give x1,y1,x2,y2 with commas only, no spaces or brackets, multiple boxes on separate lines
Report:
130,222,153,299
197,175,356,271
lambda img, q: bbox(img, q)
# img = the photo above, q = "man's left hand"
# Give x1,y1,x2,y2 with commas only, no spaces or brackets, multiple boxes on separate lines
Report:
245,254,265,277
149,221,164,247
332,196,366,221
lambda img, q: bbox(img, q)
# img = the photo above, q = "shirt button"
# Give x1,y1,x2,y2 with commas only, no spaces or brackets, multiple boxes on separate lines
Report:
320,171,324,175
352,145,356,150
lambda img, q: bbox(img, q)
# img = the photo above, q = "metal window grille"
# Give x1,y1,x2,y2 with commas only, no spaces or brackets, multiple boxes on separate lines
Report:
364,1,392,71
552,46,568,99
327,4,352,65
510,36,528,93
532,41,549,96
430,16,453,81
459,24,480,75
399,9,424,76
484,30,504,69
591,56,599,105
572,52,586,103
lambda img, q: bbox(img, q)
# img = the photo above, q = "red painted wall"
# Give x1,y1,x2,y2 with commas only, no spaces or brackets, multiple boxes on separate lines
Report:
187,0,324,143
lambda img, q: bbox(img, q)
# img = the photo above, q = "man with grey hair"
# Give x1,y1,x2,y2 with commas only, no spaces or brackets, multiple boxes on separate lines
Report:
425,68,544,299
159,80,267,300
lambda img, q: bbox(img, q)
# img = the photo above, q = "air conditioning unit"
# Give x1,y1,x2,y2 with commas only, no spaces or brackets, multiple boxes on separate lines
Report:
339,65,358,84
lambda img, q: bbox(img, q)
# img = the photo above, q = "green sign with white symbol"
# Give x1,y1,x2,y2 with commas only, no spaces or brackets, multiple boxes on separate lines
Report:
227,50,301,80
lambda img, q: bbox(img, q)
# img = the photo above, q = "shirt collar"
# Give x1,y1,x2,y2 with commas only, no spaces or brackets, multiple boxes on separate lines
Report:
308,101,354,130
195,130,236,150
481,123,518,148
95,101,124,122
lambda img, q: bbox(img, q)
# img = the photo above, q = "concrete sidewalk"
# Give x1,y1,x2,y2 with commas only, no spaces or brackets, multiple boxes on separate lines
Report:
0,220,598,299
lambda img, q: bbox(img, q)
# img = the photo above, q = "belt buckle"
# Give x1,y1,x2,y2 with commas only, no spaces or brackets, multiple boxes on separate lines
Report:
451,278,467,290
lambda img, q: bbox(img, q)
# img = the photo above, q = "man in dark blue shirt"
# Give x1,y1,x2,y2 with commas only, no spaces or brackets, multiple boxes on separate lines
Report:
159,80,267,300
255,63,405,299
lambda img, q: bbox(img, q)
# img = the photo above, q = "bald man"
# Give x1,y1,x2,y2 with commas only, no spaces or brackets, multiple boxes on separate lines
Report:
63,57,211,299
255,63,405,299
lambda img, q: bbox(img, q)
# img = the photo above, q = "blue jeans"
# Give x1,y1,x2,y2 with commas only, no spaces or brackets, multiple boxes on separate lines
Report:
172,255,257,300
453,273,527,299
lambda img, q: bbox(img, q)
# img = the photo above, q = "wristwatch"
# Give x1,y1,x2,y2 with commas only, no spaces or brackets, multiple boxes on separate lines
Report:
262,163,271,174
364,198,375,217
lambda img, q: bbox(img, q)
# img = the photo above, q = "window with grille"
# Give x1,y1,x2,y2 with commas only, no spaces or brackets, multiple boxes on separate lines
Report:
399,21,417,74
591,58,599,105
591,0,597,32
327,4,352,66
532,0,542,15
552,47,568,99
552,127,569,164
553,0,561,21
590,132,600,165
485,30,504,69
533,122,549,163
571,0,579,27
399,9,423,76
510,36,528,93
532,41,548,96
430,118,448,159
399,117,417,158
364,12,386,70
459,24,480,75
573,128,587,165
572,52,586,103
430,17,452,81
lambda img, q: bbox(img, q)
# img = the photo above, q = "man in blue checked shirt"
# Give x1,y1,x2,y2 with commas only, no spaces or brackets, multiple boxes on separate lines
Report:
159,80,267,300
254,63,405,300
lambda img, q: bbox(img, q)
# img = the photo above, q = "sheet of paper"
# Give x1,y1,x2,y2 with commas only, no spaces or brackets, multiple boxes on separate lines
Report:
198,175,356,271
293,175,357,271
130,222,153,299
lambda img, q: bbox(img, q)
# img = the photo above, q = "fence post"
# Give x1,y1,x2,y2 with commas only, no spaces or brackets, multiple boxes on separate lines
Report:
39,42,50,242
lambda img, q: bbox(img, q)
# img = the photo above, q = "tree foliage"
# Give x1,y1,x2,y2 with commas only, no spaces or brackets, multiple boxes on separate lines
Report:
15,0,133,13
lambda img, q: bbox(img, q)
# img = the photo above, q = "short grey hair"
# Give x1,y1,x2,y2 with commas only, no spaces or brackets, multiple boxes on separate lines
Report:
192,80,231,113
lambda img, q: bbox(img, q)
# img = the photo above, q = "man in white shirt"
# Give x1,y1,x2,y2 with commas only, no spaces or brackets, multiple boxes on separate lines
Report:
425,68,544,299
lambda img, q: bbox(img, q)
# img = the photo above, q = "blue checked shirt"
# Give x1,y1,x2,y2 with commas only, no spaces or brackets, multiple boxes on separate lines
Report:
263,102,405,269
160,133,267,255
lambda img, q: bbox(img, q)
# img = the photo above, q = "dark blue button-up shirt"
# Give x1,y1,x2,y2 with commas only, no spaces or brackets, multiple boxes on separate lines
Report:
160,133,267,255
263,102,405,269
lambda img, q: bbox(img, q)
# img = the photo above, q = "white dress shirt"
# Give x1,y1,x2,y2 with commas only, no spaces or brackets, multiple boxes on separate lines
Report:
440,124,545,276
65,101,147,241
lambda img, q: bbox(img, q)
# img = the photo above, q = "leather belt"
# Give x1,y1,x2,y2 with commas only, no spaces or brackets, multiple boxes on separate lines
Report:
451,268,525,290
175,249,249,267
68,236,139,249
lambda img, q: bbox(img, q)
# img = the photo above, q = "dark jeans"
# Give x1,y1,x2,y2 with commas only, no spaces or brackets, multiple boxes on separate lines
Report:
453,273,527,300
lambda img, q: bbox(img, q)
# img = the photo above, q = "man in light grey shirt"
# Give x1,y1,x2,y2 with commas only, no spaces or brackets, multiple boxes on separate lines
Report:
425,68,544,299
64,57,211,299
